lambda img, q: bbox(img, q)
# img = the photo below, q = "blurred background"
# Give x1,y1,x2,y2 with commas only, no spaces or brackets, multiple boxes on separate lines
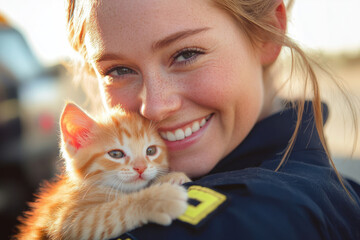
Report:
0,0,359,239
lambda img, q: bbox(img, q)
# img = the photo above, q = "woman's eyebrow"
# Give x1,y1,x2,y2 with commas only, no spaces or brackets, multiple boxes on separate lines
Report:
90,27,211,63
152,27,211,51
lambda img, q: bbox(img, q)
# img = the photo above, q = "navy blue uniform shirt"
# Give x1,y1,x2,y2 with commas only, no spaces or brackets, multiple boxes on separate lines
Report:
114,102,360,240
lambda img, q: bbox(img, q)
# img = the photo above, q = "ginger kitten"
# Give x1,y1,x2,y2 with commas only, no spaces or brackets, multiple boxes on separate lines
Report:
14,103,189,240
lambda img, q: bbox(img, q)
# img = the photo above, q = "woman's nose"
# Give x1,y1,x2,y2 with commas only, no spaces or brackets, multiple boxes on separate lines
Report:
139,71,181,122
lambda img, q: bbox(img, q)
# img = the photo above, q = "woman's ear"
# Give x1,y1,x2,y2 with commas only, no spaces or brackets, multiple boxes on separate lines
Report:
260,0,287,66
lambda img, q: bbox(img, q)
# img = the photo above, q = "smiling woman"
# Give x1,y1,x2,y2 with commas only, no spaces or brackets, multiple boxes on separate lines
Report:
14,0,360,239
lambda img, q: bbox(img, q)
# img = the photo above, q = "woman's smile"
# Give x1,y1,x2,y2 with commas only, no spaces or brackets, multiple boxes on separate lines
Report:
159,113,213,141
158,114,214,151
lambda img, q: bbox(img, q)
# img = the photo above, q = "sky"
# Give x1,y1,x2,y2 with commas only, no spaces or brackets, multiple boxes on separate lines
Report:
1,0,360,66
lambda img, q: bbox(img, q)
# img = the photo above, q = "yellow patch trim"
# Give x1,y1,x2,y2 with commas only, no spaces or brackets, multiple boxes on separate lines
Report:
178,185,226,225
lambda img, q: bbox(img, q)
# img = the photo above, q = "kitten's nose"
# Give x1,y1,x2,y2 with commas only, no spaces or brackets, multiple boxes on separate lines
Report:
133,166,147,175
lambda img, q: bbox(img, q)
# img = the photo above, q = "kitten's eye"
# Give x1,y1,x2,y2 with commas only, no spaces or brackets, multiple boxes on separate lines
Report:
146,146,157,156
108,150,126,158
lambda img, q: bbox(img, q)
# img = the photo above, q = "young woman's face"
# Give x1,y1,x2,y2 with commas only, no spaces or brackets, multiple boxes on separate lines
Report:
85,0,268,177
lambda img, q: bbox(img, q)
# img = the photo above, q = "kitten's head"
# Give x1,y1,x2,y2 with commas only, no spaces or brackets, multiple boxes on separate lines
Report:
60,102,168,192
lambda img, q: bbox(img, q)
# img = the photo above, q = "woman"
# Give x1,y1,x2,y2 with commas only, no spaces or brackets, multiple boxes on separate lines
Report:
65,0,360,239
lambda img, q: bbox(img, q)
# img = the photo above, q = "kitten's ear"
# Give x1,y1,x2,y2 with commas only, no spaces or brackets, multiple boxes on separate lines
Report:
60,102,96,149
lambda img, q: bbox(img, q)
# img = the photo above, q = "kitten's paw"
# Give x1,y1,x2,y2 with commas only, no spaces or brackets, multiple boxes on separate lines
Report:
155,172,191,185
146,183,188,226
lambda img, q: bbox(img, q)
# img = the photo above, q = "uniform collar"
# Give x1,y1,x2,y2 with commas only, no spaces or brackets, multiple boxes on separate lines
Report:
209,101,329,175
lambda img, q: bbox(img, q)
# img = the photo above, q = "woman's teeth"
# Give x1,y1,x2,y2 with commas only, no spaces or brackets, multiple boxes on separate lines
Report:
160,115,210,142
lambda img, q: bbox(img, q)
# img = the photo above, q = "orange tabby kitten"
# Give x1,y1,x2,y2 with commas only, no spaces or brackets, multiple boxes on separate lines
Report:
14,103,190,240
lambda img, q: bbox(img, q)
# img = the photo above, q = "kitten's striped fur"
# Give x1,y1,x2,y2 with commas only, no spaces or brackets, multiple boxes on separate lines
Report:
14,103,189,240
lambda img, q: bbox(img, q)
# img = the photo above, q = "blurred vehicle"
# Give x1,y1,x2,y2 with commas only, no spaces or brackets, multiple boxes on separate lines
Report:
0,14,75,238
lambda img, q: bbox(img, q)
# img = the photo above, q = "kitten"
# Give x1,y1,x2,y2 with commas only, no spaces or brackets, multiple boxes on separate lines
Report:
14,102,190,240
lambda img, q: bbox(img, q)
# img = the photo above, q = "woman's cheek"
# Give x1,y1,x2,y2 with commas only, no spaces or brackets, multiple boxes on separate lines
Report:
101,81,142,111
104,87,120,108
97,80,122,108
181,63,237,108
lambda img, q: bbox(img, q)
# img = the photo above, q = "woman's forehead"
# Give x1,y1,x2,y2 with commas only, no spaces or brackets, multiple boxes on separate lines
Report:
89,0,216,32
84,0,232,60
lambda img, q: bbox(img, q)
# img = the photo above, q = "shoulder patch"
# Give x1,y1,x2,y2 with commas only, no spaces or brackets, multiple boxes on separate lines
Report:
178,185,227,225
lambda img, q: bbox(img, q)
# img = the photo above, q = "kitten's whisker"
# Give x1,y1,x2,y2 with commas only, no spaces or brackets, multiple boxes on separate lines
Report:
81,180,102,200
115,179,123,200
105,184,114,202
105,176,116,201
83,172,93,181
157,169,168,177
104,173,124,200
110,178,120,200
80,172,105,189
81,173,109,199
149,120,159,132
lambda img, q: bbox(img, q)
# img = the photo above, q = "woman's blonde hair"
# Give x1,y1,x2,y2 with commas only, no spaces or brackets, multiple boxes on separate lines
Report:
65,0,358,198
211,0,358,198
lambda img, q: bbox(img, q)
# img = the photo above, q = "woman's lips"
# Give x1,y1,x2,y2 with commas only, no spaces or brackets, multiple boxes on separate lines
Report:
159,114,213,151
159,114,213,141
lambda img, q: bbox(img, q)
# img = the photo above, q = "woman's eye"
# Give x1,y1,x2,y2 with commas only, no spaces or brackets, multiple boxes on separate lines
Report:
108,150,126,158
106,66,136,77
173,48,204,65
146,146,157,156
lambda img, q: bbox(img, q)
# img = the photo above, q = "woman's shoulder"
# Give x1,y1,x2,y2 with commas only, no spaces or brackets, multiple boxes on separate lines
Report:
196,153,360,210
194,156,360,237
113,160,360,240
